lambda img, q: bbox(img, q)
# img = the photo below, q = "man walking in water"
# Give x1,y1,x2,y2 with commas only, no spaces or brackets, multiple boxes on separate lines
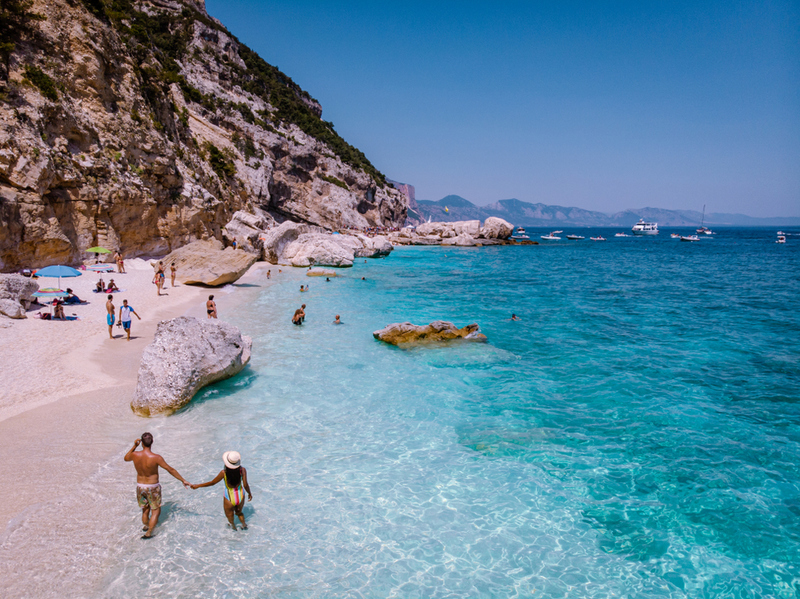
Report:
106,294,115,339
124,433,191,538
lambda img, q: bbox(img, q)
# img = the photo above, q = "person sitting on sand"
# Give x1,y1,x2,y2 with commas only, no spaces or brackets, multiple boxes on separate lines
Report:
53,299,65,320
207,295,217,319
96,277,105,293
190,451,252,531
510,314,521,321
333,314,342,325
64,288,82,304
106,279,119,292
124,433,191,539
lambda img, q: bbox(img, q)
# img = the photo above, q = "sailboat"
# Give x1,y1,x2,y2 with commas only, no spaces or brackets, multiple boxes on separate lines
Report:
697,205,714,235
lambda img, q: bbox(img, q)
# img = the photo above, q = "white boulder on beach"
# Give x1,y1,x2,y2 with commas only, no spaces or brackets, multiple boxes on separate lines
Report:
131,317,252,416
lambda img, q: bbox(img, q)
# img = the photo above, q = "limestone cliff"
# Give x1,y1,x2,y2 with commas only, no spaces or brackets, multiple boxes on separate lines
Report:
0,0,407,271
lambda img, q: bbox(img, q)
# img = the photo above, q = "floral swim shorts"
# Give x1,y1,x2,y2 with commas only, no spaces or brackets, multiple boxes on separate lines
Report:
136,483,162,510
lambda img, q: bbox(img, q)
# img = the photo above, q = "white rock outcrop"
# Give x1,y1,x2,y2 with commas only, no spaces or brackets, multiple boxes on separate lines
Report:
222,210,276,256
388,217,514,246
479,217,514,240
131,317,252,416
0,274,39,318
160,239,257,286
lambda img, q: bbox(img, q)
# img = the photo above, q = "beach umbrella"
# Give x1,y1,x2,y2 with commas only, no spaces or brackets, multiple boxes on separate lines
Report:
32,288,69,298
85,264,115,272
86,246,111,254
34,264,82,289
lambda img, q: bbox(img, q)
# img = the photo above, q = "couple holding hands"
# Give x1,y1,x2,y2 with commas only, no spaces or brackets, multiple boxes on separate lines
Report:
125,433,252,538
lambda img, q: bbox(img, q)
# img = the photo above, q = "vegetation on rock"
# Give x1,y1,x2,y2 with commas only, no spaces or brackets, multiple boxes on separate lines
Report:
22,64,57,100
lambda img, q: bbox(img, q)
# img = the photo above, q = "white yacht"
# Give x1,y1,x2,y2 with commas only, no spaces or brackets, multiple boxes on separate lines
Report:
510,227,530,240
614,232,629,237
632,219,658,235
777,235,786,244
540,232,561,240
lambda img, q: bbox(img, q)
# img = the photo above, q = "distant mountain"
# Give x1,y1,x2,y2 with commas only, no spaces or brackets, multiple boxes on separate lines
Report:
408,197,800,227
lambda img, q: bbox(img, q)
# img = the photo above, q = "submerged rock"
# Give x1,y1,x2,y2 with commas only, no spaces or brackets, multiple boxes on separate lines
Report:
373,321,488,346
131,317,252,416
160,239,256,286
0,274,38,318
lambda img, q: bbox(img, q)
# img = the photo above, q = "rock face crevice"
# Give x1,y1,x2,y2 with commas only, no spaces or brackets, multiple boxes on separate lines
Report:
0,0,407,272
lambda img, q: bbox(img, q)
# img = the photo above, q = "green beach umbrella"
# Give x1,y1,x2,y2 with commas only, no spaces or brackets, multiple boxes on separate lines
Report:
86,246,112,254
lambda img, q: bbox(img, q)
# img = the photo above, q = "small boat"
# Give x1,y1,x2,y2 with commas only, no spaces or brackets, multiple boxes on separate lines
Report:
614,233,629,237
680,235,700,242
696,205,714,234
566,235,584,240
590,236,606,241
632,219,659,235
540,232,561,240
777,235,786,244
777,231,785,236
510,226,530,240
671,233,681,239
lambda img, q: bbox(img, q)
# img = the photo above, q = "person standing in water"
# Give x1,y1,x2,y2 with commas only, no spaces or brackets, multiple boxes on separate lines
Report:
207,295,217,318
124,433,191,539
191,451,252,530
333,314,342,324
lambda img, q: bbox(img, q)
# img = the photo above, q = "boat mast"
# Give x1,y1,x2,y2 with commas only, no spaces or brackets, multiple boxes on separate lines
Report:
700,204,706,228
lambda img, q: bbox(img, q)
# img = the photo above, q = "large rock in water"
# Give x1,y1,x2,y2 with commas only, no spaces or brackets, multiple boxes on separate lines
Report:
160,239,256,286
479,217,514,239
373,321,488,346
131,317,252,416
0,274,39,318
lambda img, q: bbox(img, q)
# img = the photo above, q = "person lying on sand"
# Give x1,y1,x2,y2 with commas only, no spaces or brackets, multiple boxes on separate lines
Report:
190,451,252,531
63,288,82,304
124,433,191,539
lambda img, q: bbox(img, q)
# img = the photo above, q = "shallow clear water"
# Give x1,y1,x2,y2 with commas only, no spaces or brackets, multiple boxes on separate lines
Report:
15,229,800,597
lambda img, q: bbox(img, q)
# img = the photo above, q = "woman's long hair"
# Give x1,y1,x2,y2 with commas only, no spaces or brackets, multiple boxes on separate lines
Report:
224,466,241,487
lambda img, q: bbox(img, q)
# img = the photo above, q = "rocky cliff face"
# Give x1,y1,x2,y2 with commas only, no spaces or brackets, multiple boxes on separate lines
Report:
0,0,407,271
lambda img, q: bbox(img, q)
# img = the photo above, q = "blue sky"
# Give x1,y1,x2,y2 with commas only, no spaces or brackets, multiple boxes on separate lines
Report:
205,0,799,216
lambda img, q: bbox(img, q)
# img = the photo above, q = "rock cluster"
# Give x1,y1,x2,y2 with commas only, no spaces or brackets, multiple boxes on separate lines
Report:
388,217,514,246
373,321,488,346
260,221,392,267
131,317,252,416
0,274,39,318
0,0,407,272
159,239,257,286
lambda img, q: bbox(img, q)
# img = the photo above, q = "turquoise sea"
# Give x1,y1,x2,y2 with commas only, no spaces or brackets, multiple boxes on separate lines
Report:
55,230,800,596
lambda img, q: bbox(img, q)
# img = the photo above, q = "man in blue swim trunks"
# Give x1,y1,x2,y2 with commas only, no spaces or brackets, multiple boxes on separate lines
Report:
118,299,141,341
106,294,115,339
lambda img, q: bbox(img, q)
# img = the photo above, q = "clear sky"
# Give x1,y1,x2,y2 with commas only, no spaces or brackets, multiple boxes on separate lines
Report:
205,0,799,216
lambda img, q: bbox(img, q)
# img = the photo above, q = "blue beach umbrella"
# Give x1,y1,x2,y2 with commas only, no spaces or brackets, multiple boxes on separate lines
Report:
34,264,82,289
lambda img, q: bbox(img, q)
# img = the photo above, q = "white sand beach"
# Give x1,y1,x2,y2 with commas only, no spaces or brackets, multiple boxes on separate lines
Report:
0,260,270,530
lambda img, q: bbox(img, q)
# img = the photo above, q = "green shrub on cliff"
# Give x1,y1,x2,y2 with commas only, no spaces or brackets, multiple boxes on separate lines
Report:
0,1,44,81
320,175,349,190
205,143,236,179
23,65,58,100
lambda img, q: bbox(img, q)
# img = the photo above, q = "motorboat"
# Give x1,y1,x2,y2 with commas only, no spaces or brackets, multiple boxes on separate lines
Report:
566,234,584,240
590,236,606,241
680,235,700,242
777,235,786,244
510,226,530,240
632,219,659,235
614,233,629,237
777,231,785,236
670,233,681,239
540,232,561,240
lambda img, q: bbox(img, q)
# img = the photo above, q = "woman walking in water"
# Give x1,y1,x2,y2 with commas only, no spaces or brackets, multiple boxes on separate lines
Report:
191,451,252,530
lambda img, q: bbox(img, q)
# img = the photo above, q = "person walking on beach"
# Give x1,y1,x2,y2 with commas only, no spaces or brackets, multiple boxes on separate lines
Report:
170,263,177,287
153,262,165,295
191,451,252,531
106,294,115,339
207,295,217,319
118,299,141,341
124,433,191,539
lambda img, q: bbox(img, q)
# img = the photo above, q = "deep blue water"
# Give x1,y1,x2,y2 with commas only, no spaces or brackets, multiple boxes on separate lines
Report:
105,228,800,598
